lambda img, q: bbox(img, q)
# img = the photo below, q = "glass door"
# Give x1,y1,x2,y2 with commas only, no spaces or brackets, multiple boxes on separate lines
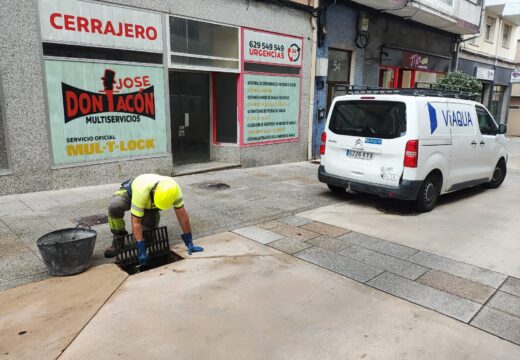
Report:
170,71,210,164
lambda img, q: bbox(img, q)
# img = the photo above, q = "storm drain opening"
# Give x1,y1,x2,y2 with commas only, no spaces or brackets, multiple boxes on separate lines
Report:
74,214,108,226
196,182,230,190
115,226,182,275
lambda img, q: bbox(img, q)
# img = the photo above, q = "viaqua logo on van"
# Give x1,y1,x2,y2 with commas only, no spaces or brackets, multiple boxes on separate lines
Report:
427,102,474,134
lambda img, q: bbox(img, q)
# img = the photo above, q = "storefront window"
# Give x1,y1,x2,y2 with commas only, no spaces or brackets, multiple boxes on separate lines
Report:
214,73,237,143
169,17,239,72
0,81,8,170
379,67,397,88
415,71,445,84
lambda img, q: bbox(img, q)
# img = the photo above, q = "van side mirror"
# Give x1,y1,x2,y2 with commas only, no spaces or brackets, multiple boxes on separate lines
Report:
498,124,507,135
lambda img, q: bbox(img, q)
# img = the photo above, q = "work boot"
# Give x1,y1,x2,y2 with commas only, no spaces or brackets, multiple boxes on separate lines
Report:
104,231,128,258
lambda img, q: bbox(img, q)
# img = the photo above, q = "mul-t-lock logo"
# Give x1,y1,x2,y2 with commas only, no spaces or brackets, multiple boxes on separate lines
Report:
61,69,156,123
287,43,301,63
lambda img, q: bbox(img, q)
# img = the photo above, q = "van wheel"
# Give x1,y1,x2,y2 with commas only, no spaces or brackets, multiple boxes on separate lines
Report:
415,175,440,213
327,184,346,193
484,160,507,189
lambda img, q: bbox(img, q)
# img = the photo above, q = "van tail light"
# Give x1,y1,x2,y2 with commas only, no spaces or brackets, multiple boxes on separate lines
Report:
320,132,327,155
404,140,419,168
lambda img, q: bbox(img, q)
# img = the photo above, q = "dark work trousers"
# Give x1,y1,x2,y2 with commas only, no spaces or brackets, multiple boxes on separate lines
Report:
107,189,160,234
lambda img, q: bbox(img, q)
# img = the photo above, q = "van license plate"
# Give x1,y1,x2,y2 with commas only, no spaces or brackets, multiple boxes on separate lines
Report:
346,149,373,160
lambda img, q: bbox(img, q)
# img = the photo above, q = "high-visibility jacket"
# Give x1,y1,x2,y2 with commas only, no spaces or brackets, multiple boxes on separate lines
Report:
130,174,184,217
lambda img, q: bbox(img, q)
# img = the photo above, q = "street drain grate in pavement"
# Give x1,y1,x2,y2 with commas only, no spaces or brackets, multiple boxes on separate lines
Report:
376,205,419,216
120,251,183,275
196,182,230,190
74,214,108,226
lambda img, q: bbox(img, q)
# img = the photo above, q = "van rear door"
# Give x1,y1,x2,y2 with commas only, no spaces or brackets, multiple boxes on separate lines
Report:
323,99,408,187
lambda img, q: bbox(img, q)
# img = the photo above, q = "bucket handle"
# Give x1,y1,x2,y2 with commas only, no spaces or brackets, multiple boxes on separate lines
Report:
75,222,92,230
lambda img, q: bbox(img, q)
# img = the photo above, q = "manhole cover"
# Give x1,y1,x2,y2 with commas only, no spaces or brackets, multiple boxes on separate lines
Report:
74,214,108,226
197,182,230,190
376,205,419,216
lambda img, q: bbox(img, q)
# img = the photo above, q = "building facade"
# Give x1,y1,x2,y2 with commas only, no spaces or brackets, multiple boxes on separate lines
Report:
311,0,483,157
0,0,315,194
507,40,520,136
458,0,520,124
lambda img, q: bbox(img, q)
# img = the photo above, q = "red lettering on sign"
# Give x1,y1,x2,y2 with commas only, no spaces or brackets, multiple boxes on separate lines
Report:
65,91,78,118
134,93,144,113
142,76,150,87
76,17,89,32
135,25,145,39
124,23,134,38
146,27,157,40
48,13,159,42
64,15,75,31
50,13,62,29
90,18,102,34
116,96,127,112
104,21,115,36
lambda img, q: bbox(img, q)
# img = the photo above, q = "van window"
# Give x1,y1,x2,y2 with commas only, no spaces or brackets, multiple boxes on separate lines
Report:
476,106,498,136
329,101,406,139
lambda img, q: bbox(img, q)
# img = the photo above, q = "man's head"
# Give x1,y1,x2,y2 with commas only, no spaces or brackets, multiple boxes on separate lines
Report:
153,178,180,210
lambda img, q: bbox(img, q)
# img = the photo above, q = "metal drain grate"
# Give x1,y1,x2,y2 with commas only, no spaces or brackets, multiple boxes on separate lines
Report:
116,226,171,267
74,214,108,226
196,182,230,190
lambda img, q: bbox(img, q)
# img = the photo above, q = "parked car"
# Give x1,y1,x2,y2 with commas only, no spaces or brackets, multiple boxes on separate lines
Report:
318,90,508,212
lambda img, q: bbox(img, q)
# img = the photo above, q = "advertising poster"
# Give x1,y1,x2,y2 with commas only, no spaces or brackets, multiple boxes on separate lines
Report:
243,29,302,66
44,59,167,165
243,74,300,144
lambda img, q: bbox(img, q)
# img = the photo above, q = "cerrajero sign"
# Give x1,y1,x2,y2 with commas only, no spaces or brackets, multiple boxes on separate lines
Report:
39,0,163,52
44,60,168,165
243,29,303,66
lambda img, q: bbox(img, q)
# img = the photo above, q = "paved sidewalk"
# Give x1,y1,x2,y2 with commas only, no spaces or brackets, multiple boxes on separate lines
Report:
3,232,516,359
0,161,336,291
232,216,520,345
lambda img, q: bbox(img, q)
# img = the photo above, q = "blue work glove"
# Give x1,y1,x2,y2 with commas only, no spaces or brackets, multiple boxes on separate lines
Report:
136,240,149,266
181,232,204,255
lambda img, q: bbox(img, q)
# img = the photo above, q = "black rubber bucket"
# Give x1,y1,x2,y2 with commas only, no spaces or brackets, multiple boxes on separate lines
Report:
37,223,97,276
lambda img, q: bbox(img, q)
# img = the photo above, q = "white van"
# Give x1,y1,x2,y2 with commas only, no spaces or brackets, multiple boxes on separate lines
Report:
318,91,508,212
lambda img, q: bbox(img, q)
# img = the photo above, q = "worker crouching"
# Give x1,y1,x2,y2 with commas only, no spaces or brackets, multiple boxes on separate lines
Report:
105,174,203,264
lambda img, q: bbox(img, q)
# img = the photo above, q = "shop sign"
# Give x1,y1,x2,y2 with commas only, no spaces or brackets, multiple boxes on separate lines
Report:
243,29,303,66
381,47,450,73
243,74,300,145
511,70,520,83
475,67,495,81
39,0,163,52
44,59,168,165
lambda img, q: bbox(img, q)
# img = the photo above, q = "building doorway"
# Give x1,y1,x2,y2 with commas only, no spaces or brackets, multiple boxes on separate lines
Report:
169,71,210,164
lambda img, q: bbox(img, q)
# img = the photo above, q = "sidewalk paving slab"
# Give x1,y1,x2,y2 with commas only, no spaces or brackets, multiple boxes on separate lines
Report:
337,232,418,260
487,291,520,318
340,245,429,280
0,264,127,360
501,277,520,297
295,246,383,283
267,237,312,254
367,272,481,322
407,251,507,288
304,235,352,252
417,270,496,304
59,234,520,360
232,226,283,244
471,307,520,345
